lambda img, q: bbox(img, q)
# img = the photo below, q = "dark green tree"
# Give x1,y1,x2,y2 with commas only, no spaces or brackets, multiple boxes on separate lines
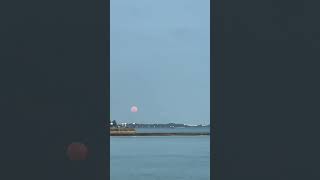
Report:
112,120,117,127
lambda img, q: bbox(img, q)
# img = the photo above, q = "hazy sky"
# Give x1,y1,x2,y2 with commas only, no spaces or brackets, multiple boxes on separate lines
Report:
110,0,210,125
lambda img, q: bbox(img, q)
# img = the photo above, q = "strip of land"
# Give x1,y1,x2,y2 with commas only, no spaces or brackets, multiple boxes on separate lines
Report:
110,132,210,136
110,127,209,136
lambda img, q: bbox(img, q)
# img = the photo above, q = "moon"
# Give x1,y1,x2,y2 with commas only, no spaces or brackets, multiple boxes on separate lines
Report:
131,106,138,113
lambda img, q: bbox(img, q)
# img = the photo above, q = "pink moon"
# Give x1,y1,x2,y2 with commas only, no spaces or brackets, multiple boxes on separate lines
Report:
131,106,138,113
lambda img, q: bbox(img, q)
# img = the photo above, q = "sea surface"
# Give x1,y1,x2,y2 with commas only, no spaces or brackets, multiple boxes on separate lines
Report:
135,126,210,133
111,128,210,180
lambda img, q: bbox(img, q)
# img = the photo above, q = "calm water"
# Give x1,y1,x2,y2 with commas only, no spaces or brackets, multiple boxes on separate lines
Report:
111,135,210,180
135,127,210,133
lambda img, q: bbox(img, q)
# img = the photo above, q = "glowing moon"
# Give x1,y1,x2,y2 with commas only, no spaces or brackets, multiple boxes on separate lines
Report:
131,106,138,113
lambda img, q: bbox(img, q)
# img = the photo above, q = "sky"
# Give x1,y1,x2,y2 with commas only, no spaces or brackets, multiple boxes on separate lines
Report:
110,0,210,125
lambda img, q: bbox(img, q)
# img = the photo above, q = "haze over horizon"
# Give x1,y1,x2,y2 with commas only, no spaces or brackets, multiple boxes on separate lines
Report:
110,0,210,125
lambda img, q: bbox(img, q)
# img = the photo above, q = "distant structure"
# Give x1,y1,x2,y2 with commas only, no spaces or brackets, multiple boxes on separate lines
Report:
110,120,118,127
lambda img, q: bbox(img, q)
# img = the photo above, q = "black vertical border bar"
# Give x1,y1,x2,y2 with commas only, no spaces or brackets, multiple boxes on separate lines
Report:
210,0,214,177
97,0,109,179
106,1,110,179
211,0,223,179
105,0,110,178
211,0,213,178
106,0,110,177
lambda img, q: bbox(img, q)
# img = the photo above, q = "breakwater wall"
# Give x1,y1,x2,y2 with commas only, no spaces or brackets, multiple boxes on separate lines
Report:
110,132,210,136
110,127,136,135
110,127,210,136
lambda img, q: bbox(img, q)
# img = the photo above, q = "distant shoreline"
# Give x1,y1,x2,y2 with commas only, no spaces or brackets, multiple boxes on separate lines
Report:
110,132,210,136
110,127,210,136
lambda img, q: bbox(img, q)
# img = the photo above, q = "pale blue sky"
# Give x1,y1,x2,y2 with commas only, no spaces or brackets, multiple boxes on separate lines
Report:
110,0,210,125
